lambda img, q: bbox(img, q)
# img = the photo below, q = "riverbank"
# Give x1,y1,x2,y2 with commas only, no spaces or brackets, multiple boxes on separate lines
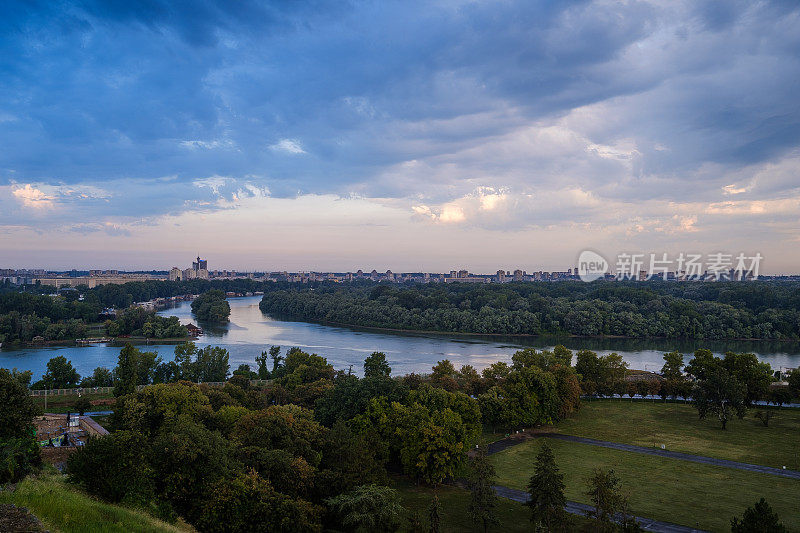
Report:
268,314,800,344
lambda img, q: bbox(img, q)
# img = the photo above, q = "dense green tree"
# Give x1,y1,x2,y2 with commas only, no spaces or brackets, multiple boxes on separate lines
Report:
67,431,155,505
326,484,404,533
722,352,773,406
197,470,321,533
233,363,258,380
467,445,499,533
233,405,325,466
788,369,800,398
81,366,114,388
191,289,231,322
114,344,160,396
730,498,786,533
38,355,80,389
430,359,459,391
526,442,570,531
685,349,718,381
269,345,284,377
0,368,39,439
149,420,240,520
260,280,800,340
0,368,41,483
113,381,212,436
661,351,685,381
255,349,271,379
693,366,747,430
73,396,92,415
316,421,387,497
364,351,392,379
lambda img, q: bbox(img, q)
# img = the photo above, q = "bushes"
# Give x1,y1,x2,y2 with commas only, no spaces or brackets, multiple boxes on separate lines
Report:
0,437,41,484
66,431,154,505
0,368,40,483
196,471,321,533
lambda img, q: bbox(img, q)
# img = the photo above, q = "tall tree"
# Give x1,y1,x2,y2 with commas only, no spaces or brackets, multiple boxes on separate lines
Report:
660,351,685,381
364,351,392,379
693,366,746,430
41,355,80,389
255,350,271,379
526,442,570,531
722,352,773,406
585,469,625,531
269,345,284,377
730,498,786,533
467,445,499,533
0,368,41,483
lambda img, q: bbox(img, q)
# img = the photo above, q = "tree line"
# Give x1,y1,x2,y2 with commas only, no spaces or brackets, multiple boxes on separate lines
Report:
3,339,798,531
259,280,800,339
3,343,585,531
0,278,258,344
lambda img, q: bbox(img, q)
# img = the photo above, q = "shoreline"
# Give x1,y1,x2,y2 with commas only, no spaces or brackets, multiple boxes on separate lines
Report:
264,313,800,344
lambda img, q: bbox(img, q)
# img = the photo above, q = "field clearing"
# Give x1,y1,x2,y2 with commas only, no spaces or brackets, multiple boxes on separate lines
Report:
550,399,800,470
0,473,193,533
491,437,800,532
392,478,595,532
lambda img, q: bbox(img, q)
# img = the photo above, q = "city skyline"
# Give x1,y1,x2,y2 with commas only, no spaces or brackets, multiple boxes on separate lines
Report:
2,2,799,272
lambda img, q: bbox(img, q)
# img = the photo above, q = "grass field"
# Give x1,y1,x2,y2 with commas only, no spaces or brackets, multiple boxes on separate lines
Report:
0,473,192,533
550,399,800,470
392,478,595,532
491,437,800,533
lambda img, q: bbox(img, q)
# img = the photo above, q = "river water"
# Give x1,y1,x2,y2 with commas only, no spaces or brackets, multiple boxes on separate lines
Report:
2,296,799,381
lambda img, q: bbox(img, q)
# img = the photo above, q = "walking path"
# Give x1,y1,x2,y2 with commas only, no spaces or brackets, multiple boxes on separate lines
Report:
492,485,707,533
485,429,800,532
541,433,800,480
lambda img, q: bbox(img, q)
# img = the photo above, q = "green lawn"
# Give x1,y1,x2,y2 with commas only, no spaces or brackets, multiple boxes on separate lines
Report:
491,437,800,533
0,473,192,533
549,399,800,470
392,478,594,532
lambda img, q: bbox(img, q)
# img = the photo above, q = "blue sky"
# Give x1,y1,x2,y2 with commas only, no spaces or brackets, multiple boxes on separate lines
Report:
2,1,799,272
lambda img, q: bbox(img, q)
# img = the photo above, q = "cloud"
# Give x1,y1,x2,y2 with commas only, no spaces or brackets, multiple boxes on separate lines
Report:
1,1,800,270
269,139,306,155
12,184,55,208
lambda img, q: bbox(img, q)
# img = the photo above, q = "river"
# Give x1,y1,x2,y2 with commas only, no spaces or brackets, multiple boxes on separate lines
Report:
2,296,799,381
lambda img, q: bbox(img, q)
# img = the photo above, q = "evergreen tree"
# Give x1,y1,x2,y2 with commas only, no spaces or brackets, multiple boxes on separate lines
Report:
731,498,786,533
585,468,625,532
527,442,570,531
467,445,500,533
114,344,140,397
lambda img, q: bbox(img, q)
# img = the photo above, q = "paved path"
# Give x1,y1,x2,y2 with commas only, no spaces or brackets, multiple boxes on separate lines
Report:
486,437,709,532
541,433,800,480
492,485,707,532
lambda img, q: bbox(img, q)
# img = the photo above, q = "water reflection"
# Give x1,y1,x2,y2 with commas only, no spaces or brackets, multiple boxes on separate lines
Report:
2,296,800,381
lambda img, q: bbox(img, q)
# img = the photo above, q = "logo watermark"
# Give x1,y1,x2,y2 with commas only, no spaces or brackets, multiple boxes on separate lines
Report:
576,251,762,282
578,250,609,282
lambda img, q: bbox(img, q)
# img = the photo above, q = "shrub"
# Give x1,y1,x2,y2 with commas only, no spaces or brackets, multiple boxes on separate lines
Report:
196,470,321,533
0,437,41,484
66,431,154,505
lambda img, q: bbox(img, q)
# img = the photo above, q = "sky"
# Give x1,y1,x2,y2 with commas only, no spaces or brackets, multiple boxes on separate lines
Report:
1,0,799,273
